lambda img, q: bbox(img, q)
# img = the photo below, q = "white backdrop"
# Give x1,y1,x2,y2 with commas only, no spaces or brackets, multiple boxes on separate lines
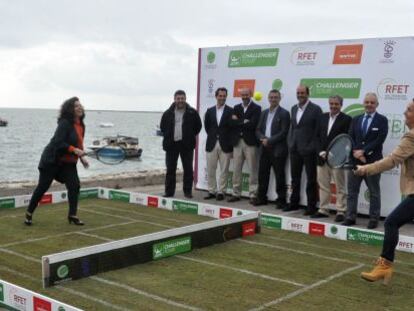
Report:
195,36,414,217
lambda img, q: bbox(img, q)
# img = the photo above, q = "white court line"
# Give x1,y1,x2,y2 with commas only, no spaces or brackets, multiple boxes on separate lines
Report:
0,266,131,311
248,264,364,311
0,248,40,263
91,276,203,311
176,255,306,287
75,231,114,242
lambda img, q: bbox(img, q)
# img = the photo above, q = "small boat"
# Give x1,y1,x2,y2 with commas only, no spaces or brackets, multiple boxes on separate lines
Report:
155,125,163,136
88,135,143,159
0,118,8,127
99,122,114,128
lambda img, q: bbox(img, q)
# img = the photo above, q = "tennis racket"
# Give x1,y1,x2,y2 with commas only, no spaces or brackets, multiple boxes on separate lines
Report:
326,134,354,169
85,146,126,165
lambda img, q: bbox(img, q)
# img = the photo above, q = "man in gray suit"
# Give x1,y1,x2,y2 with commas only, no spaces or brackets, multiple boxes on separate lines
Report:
285,85,322,215
252,89,290,209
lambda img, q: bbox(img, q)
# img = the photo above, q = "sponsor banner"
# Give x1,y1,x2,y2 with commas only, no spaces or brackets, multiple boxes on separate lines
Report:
290,47,318,66
226,171,250,193
0,282,3,302
396,235,414,253
377,78,410,101
52,191,68,204
333,44,363,64
98,187,109,199
325,224,347,240
14,195,32,208
283,218,309,234
147,196,159,208
309,222,325,236
233,80,256,97
219,208,233,219
33,296,51,311
39,194,52,205
158,197,172,210
129,192,147,206
172,200,198,214
261,214,282,229
199,204,220,218
300,78,361,99
228,48,279,67
78,188,99,200
0,198,15,209
242,222,256,237
347,228,384,246
153,236,192,260
108,190,130,202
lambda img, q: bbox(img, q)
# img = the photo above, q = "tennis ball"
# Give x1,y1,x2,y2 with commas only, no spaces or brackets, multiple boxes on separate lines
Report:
253,91,263,101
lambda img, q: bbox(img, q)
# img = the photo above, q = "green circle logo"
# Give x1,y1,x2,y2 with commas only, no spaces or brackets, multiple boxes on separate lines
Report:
207,52,216,64
364,190,370,202
100,189,104,195
343,104,365,117
237,210,243,216
57,265,69,279
58,307,66,311
272,79,283,91
162,199,167,206
330,226,338,235
61,192,67,199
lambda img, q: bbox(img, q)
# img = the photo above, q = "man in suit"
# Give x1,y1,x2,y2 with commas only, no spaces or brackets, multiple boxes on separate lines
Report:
252,89,290,209
311,95,352,222
285,85,322,215
228,88,261,203
160,90,202,198
343,92,388,229
204,87,234,201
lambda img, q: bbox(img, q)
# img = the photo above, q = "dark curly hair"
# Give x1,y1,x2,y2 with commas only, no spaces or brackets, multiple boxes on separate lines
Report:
58,97,85,124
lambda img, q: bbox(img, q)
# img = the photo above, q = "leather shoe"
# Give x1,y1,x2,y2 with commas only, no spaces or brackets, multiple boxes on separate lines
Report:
216,193,225,201
163,193,174,198
184,193,193,199
311,212,329,219
367,220,378,230
204,193,216,200
275,200,287,210
304,209,317,216
342,219,356,226
334,214,345,223
251,198,267,206
227,196,240,203
283,204,299,212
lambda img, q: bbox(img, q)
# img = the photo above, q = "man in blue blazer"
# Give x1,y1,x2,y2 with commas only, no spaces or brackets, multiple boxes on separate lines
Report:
343,92,388,229
253,89,290,209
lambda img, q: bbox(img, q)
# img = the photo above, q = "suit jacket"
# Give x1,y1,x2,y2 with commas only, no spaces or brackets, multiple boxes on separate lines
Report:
256,106,290,157
288,101,323,155
204,105,234,153
39,118,85,169
349,112,388,164
160,103,202,151
231,101,261,146
365,129,414,195
317,112,352,165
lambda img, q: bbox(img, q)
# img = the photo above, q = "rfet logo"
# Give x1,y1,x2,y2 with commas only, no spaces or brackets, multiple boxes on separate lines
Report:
233,80,255,97
147,196,159,208
39,193,52,204
242,222,256,237
333,44,363,64
309,222,325,236
377,78,410,101
286,219,307,233
290,47,317,65
9,288,28,310
219,208,233,218
398,240,414,251
33,296,52,311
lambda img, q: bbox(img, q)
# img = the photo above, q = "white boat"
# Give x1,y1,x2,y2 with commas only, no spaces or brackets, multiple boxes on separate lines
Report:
88,135,143,159
99,122,114,128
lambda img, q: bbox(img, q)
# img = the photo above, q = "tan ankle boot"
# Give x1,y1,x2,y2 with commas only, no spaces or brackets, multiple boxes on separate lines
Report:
361,257,393,285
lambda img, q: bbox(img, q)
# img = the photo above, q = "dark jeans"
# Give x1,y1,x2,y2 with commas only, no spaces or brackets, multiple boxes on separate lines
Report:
27,163,80,216
381,195,414,262
257,149,287,202
165,141,194,196
290,151,318,210
346,172,381,221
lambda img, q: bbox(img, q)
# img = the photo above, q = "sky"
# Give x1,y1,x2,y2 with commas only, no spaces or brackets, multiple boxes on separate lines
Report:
0,0,413,111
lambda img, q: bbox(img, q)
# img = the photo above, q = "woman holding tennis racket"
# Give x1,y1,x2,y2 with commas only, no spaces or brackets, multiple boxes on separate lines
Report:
355,99,414,285
24,97,89,226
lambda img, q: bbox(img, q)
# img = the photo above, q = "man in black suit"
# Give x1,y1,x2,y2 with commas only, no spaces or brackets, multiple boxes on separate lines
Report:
311,95,352,222
285,85,322,215
252,89,290,209
228,88,261,203
343,92,388,229
204,87,234,201
160,90,202,198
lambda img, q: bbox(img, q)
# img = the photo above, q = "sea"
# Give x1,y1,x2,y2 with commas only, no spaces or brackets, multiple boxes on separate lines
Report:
0,108,167,183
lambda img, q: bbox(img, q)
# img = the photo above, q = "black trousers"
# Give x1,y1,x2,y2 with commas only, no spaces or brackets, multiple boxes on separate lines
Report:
165,141,194,196
381,195,414,262
27,163,80,216
290,151,318,210
257,149,287,202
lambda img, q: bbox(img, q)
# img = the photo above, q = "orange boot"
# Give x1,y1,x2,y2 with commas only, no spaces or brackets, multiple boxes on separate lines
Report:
361,257,393,285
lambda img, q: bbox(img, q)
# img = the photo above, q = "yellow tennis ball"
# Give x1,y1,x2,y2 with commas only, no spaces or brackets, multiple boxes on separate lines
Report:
253,91,262,101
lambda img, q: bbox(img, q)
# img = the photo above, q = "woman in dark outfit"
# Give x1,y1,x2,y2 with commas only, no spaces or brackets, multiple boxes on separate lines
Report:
24,97,89,226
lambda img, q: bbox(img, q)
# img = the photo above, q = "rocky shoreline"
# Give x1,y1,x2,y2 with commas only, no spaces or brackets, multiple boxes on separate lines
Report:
0,169,180,197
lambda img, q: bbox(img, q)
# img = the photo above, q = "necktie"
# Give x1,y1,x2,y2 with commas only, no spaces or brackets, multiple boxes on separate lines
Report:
362,114,371,136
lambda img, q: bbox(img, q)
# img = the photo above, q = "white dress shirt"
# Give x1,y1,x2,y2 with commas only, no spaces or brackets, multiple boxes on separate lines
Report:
216,105,224,125
265,106,279,138
327,112,339,136
296,100,309,124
